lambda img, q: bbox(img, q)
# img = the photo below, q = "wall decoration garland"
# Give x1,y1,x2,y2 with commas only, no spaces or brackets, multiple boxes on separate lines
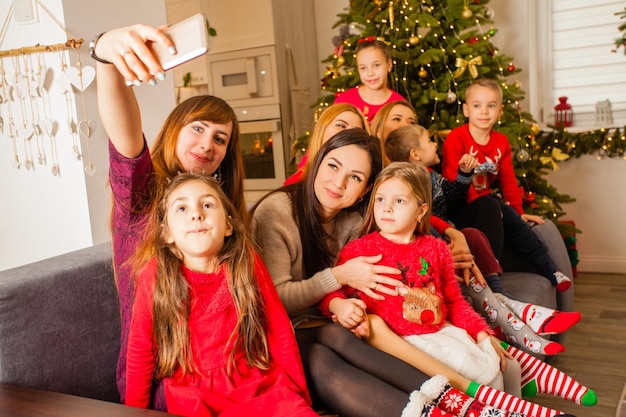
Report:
0,1,92,177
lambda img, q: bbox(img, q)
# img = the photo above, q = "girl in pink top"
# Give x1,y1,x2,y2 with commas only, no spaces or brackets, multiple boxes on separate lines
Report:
334,37,406,122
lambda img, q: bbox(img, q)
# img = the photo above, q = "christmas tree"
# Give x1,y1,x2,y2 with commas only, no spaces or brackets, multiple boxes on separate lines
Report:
313,0,577,222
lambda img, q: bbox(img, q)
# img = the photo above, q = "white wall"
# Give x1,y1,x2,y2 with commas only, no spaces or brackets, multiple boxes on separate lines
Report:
0,0,175,271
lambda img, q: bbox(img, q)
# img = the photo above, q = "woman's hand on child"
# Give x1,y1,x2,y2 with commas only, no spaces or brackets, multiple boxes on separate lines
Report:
444,229,486,287
329,298,369,334
477,332,513,372
95,24,175,85
461,263,487,288
332,254,401,300
457,153,479,173
521,213,545,225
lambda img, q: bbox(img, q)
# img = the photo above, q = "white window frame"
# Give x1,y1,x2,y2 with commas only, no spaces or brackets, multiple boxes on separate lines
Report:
533,0,626,129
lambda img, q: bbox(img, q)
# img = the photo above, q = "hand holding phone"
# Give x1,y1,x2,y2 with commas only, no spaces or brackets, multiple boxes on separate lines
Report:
150,13,209,71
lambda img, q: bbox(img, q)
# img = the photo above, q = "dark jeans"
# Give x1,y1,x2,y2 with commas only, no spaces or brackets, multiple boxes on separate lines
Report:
450,195,558,283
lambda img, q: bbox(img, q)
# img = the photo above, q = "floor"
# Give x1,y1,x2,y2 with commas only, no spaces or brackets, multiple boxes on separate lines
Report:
532,272,626,417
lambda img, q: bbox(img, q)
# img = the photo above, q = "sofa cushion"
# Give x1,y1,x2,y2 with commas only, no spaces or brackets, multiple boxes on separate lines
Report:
0,243,120,403
500,272,557,310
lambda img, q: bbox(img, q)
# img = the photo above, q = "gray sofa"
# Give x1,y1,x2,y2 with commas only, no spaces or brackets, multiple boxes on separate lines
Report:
0,243,120,402
0,221,572,402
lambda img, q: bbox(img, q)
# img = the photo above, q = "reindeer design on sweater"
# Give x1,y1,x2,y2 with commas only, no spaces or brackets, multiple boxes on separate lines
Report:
469,145,503,191
398,258,443,325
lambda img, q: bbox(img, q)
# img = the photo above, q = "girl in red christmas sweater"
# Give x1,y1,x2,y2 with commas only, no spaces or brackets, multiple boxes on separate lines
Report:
125,173,316,417
321,163,588,417
321,163,508,389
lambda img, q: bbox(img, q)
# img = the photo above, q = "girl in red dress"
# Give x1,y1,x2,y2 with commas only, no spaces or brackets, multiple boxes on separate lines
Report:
125,173,316,417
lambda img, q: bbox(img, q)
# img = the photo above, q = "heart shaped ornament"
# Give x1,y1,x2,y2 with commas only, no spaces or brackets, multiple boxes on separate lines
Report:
42,67,54,92
32,123,42,136
84,162,96,176
19,124,34,141
15,77,30,99
67,65,96,92
40,119,57,137
78,119,97,139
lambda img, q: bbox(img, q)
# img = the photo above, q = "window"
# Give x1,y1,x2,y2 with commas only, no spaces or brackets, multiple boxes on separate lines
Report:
538,0,626,127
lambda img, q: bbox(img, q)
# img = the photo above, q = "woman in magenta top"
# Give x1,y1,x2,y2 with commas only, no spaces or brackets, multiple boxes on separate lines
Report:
93,22,246,409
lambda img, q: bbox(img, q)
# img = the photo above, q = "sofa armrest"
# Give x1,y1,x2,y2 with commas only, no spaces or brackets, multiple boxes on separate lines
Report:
0,243,120,403
530,221,574,313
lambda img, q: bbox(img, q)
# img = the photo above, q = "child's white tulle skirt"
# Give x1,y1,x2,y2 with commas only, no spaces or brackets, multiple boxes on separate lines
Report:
403,324,503,389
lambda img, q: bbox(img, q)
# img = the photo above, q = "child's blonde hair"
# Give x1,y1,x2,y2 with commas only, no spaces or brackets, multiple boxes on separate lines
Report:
360,162,432,237
465,78,503,104
384,124,429,163
136,172,269,378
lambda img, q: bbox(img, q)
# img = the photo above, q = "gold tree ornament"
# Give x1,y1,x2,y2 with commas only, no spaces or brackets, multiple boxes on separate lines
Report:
530,123,540,136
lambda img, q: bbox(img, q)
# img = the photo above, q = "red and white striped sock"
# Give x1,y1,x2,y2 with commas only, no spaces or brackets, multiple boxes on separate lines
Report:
467,381,563,417
503,342,597,406
420,375,529,417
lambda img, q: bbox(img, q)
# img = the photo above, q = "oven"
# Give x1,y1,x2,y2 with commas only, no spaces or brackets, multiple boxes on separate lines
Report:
234,104,285,198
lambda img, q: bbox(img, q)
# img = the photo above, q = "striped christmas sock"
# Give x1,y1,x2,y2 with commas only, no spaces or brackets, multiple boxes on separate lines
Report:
502,341,597,406
401,390,455,417
467,380,564,417
419,375,528,417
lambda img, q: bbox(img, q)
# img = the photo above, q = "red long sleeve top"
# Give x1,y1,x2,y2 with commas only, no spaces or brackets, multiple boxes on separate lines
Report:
442,124,524,214
126,254,312,415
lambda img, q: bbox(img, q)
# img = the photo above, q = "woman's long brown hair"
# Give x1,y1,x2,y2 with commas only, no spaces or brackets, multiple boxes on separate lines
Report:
150,95,247,223
251,128,383,278
133,173,268,378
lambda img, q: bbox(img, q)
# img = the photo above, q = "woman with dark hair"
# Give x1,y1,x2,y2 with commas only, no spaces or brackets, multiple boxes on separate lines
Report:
250,128,434,416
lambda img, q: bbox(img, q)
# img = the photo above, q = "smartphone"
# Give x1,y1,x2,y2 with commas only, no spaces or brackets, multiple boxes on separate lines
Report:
151,13,209,71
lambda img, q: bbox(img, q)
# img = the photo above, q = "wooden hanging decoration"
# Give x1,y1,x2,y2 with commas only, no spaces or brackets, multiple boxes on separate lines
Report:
0,1,91,176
